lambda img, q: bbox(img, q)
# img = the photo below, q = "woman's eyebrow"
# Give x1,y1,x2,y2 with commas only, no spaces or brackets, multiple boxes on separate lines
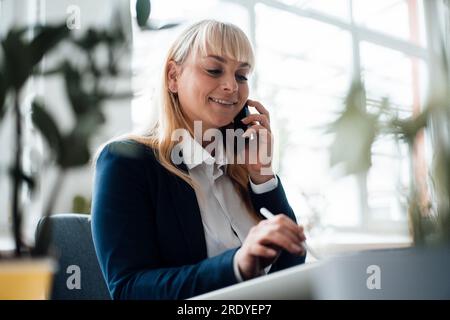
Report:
205,55,250,68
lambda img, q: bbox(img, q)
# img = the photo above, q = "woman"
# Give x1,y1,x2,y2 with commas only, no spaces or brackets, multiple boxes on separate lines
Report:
91,20,306,300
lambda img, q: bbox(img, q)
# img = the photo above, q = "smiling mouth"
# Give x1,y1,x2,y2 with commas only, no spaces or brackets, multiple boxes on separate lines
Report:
209,97,238,106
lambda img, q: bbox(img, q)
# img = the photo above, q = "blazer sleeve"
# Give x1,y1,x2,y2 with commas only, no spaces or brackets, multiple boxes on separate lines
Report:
248,176,306,272
91,141,238,300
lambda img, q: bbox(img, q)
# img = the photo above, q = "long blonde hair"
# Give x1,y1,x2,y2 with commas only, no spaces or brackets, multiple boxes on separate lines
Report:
131,20,257,215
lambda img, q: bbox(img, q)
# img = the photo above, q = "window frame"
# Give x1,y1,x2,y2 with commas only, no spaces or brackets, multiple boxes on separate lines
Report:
224,0,429,233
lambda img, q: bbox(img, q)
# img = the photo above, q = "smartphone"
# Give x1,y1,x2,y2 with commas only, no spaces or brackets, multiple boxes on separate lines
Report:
220,102,251,153
233,102,250,134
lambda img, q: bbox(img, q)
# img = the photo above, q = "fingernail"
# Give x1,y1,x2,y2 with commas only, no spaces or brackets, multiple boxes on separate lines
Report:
291,244,302,252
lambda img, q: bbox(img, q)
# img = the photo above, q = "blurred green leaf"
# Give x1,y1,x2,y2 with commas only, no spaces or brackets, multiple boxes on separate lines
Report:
2,25,68,91
29,24,69,67
59,134,91,168
391,109,429,144
57,111,105,168
96,89,133,102
72,194,91,214
71,27,125,52
107,48,118,75
329,80,377,175
105,24,126,46
74,28,99,50
31,100,63,158
35,64,65,76
9,167,36,192
136,0,151,27
62,62,98,115
72,110,105,139
0,70,7,121
147,21,180,31
87,53,101,78
1,28,33,90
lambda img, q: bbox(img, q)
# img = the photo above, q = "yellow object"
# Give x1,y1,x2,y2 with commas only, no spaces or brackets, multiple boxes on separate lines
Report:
0,258,55,300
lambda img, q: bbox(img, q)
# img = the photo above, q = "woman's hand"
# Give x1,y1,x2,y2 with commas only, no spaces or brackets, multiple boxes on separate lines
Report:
235,214,306,280
240,99,274,184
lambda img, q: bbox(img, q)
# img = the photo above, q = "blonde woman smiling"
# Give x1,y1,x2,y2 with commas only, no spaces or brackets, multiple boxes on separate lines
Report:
92,20,306,300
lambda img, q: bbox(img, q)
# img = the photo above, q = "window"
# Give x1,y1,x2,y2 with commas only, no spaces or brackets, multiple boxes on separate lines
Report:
130,0,432,246
252,0,428,238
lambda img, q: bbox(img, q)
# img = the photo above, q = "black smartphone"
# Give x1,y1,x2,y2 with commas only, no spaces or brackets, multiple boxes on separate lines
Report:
233,102,250,133
220,102,250,153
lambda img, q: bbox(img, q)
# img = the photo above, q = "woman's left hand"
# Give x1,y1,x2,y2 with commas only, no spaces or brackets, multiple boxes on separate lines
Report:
240,99,275,184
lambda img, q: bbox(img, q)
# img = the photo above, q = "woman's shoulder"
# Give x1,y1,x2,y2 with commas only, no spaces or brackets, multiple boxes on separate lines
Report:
96,138,158,168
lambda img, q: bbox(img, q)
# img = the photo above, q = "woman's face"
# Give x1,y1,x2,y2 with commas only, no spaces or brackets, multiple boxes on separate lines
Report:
169,51,250,131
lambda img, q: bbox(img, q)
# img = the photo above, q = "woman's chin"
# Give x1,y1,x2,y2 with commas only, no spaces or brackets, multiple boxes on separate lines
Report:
215,119,234,129
203,117,233,130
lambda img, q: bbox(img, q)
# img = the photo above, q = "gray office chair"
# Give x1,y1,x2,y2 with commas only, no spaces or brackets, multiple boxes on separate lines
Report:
35,213,111,300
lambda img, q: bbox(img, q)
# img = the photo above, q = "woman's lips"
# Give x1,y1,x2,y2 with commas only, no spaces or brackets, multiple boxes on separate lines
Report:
209,97,237,105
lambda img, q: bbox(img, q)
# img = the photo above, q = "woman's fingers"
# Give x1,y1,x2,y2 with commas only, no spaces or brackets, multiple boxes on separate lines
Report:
242,99,271,130
259,218,301,246
242,114,270,130
261,231,303,255
267,214,306,242
248,243,278,258
247,99,270,122
237,215,307,279
256,222,304,255
242,124,271,139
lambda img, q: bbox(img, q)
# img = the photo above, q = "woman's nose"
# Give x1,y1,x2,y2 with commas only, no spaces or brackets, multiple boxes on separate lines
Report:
221,75,238,92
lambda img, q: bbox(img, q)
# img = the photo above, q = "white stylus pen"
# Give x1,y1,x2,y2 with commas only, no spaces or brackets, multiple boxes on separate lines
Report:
259,207,320,260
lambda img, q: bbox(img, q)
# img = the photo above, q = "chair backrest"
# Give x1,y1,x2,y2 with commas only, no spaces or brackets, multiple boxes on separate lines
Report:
35,214,111,300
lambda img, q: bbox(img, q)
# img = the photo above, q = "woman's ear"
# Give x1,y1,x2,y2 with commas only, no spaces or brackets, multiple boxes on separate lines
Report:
167,61,179,93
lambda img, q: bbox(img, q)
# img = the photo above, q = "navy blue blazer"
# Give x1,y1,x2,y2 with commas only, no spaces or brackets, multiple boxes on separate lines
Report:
91,140,305,300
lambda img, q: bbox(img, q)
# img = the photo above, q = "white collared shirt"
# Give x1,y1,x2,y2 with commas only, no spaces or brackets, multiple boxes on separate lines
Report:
180,135,278,282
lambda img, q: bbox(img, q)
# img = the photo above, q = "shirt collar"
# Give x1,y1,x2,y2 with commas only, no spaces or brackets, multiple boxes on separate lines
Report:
180,134,228,170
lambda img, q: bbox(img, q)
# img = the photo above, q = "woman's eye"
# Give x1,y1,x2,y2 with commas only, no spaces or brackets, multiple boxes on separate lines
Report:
206,69,222,76
206,69,248,82
236,75,248,82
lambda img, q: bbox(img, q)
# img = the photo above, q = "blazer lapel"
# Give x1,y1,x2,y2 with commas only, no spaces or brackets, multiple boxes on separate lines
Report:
172,161,207,263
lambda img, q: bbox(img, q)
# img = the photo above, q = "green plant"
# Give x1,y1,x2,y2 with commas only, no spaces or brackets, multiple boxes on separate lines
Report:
328,69,450,246
72,195,91,214
0,17,130,258
0,1,180,259
31,22,132,256
0,23,70,257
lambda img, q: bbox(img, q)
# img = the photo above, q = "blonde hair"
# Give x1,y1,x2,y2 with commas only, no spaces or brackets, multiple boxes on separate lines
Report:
131,20,257,216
